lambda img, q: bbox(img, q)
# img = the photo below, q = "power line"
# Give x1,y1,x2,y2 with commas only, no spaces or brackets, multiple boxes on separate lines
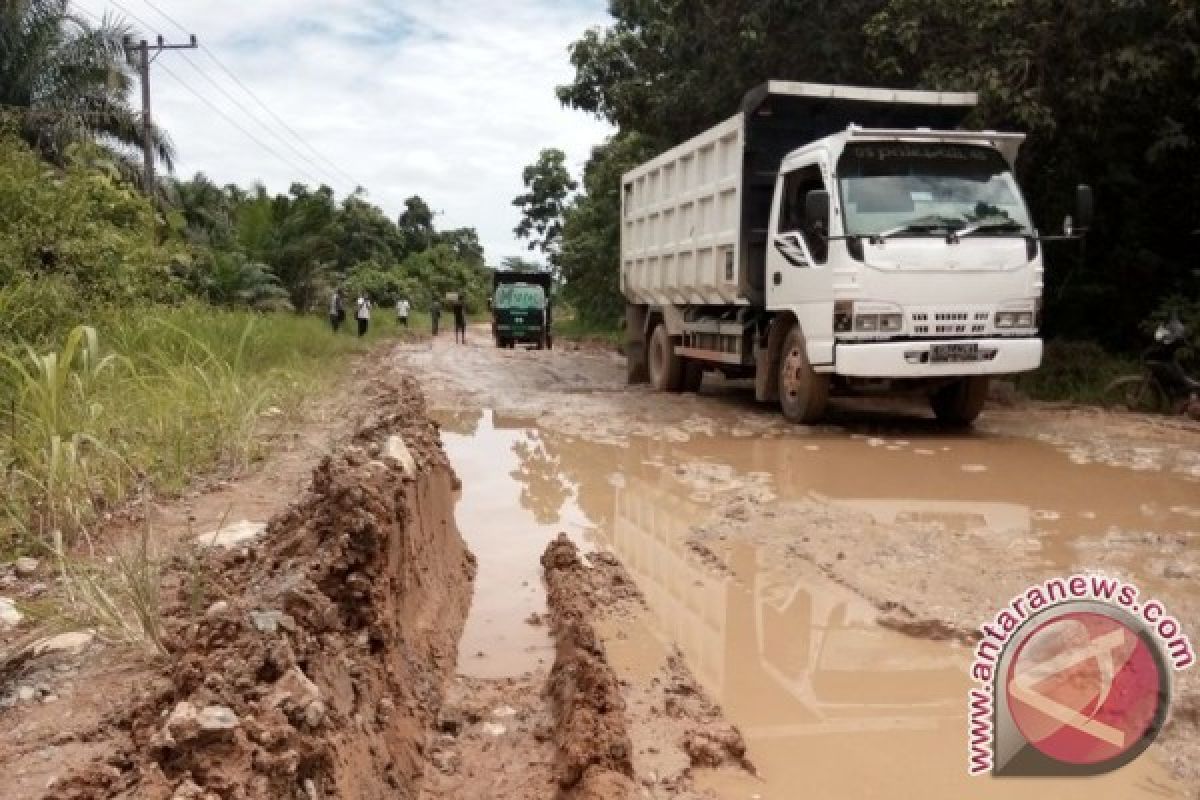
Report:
173,50,347,190
133,0,362,189
73,1,346,191
154,59,325,186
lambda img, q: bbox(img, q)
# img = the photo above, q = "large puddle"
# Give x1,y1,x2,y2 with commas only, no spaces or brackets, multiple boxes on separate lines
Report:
436,407,1195,796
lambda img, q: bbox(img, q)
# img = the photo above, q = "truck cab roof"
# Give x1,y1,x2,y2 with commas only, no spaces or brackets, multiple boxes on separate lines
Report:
782,125,1027,172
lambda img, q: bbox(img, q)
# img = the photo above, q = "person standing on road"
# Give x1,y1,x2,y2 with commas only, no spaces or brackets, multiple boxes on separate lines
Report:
396,296,410,327
430,298,442,336
452,295,467,344
329,288,345,333
355,294,371,338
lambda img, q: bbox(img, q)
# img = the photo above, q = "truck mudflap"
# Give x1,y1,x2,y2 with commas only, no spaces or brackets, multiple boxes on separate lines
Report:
834,338,1042,379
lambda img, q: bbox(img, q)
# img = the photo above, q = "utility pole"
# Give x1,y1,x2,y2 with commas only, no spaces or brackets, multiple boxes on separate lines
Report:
127,34,198,197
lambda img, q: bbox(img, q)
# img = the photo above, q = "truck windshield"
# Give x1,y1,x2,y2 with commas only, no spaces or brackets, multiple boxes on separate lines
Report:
494,284,546,311
837,143,1031,237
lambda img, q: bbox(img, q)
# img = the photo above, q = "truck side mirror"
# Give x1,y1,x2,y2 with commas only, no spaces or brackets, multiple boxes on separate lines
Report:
1075,184,1093,231
805,190,830,237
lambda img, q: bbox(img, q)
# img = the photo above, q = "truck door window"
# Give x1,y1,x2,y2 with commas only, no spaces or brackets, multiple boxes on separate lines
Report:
779,166,828,264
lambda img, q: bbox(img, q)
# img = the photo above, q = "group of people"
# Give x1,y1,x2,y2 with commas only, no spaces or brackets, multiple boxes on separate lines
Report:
328,289,467,342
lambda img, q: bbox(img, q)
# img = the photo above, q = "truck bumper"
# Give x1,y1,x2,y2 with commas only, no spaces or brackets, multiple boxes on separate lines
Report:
834,338,1042,379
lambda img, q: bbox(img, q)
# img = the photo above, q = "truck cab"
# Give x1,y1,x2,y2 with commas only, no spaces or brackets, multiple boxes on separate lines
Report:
766,129,1044,422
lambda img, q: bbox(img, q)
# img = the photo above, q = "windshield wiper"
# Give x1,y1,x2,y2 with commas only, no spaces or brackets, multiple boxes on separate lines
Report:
874,215,966,242
955,219,1029,239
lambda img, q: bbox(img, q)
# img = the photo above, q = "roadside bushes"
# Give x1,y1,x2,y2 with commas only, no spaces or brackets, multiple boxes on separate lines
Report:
0,131,188,313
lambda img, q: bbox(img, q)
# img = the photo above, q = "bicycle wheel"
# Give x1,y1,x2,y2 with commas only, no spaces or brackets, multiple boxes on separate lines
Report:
1103,375,1165,412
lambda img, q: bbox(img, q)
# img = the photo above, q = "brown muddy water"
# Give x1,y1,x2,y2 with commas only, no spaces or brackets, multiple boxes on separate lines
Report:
437,407,1195,798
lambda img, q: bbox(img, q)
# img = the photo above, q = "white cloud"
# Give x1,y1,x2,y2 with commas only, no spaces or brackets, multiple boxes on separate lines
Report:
74,0,614,263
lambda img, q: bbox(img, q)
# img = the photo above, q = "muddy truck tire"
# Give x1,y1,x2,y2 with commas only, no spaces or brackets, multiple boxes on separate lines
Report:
778,327,829,423
648,323,685,392
931,376,990,426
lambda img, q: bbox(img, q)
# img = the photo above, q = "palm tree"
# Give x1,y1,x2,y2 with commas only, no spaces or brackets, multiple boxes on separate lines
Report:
0,0,173,173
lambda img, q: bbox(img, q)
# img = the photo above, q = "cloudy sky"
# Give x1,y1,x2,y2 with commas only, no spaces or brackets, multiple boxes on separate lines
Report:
73,0,614,264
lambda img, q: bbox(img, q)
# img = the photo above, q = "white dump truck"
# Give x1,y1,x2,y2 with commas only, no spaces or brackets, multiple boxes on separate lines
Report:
621,82,1091,424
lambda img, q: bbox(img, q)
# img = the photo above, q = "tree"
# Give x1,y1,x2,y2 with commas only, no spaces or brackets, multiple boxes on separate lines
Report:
0,0,173,172
332,190,405,271
397,195,435,255
499,256,544,273
197,250,291,311
513,148,578,262
556,0,885,145
558,133,654,325
436,226,485,267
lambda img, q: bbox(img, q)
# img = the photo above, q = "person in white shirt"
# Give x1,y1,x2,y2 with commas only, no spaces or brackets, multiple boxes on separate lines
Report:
396,297,410,327
355,295,371,338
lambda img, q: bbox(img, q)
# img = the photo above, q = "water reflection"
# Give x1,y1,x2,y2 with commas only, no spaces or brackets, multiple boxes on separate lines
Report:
437,408,1187,796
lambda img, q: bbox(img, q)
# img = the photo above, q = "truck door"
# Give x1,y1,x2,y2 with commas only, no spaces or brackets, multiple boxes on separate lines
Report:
768,158,836,366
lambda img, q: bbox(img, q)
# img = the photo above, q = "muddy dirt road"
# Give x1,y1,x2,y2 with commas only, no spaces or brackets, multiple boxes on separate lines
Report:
399,326,1200,799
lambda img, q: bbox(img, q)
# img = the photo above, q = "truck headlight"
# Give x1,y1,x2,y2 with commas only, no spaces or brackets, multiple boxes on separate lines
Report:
855,314,879,332
996,311,1035,329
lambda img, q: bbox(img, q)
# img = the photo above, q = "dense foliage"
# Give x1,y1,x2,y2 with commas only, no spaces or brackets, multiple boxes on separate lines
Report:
552,0,1200,343
169,175,491,315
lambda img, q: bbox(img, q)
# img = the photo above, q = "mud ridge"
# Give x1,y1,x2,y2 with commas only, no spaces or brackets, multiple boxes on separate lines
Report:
542,535,636,799
53,376,475,800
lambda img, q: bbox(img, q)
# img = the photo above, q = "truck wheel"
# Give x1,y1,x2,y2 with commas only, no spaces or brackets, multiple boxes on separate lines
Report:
931,377,990,426
682,360,704,393
648,323,684,392
778,327,829,424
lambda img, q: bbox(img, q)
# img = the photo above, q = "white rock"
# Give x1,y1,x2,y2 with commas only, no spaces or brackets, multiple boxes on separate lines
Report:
492,705,518,718
199,520,266,549
385,435,417,477
0,597,22,629
481,721,507,737
268,666,321,711
31,630,95,658
205,601,229,617
16,685,37,702
197,705,240,732
14,557,38,577
250,610,289,634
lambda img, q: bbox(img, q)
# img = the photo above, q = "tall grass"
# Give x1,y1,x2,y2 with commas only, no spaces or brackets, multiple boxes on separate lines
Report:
0,303,393,555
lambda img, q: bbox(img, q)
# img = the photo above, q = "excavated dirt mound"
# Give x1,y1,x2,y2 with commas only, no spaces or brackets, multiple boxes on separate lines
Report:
52,377,475,800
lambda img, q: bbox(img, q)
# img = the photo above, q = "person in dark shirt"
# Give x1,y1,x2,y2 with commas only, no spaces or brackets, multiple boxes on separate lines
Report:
452,295,467,344
430,298,441,336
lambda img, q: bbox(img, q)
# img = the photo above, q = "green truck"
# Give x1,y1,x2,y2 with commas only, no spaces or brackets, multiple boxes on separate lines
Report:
491,270,553,349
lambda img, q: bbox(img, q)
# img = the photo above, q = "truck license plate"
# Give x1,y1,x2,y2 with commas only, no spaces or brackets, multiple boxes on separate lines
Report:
931,343,980,363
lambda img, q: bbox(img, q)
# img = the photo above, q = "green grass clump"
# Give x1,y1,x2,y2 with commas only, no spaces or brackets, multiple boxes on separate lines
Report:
0,303,401,554
1014,340,1138,404
553,314,622,347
